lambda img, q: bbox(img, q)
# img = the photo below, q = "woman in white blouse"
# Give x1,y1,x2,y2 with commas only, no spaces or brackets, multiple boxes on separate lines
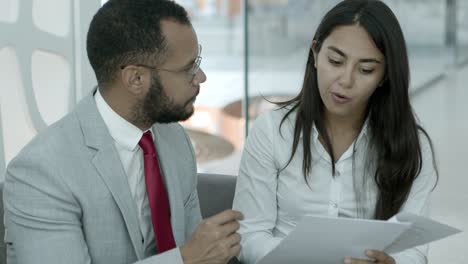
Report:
232,1,438,264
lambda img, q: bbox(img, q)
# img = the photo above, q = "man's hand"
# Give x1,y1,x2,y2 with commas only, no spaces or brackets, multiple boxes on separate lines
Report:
344,250,396,264
181,209,244,264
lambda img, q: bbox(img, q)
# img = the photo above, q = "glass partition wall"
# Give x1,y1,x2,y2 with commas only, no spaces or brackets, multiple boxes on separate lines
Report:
99,0,465,174
456,0,468,65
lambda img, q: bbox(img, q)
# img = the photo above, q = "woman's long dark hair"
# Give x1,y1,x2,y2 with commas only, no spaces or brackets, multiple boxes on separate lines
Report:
277,0,438,220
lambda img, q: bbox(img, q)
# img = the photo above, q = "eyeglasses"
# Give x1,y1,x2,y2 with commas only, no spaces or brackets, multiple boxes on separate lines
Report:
121,44,202,82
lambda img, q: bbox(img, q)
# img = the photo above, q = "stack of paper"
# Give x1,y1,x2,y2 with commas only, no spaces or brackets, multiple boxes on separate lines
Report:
258,212,461,264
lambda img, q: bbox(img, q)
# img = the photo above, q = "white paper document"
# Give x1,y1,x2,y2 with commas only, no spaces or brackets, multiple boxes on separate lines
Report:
258,212,461,264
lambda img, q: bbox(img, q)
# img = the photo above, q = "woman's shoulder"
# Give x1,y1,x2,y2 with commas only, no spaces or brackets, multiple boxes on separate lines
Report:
254,105,297,128
417,128,435,157
249,106,297,144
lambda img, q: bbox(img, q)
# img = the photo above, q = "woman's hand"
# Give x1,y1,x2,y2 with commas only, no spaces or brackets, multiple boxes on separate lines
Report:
344,250,395,264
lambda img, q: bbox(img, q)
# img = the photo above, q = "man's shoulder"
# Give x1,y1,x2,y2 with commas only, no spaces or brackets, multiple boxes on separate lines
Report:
24,94,97,152
12,105,84,164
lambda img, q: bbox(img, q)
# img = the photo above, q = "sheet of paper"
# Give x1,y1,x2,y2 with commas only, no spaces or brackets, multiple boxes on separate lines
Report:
258,213,461,264
258,215,410,264
385,212,461,253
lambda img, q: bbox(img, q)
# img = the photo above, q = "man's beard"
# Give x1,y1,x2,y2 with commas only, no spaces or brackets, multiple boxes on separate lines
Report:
131,74,195,127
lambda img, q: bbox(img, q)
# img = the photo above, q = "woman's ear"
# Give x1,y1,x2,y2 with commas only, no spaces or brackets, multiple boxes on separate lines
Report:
120,65,148,96
311,41,318,68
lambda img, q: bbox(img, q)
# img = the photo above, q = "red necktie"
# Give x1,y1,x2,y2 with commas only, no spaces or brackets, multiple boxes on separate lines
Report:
138,131,176,253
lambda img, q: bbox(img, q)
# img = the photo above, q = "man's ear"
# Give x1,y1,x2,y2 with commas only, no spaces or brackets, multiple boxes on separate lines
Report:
120,65,148,95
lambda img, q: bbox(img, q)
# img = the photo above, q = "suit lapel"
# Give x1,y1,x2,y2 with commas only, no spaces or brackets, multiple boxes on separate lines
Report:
152,125,185,246
92,146,143,258
75,94,144,259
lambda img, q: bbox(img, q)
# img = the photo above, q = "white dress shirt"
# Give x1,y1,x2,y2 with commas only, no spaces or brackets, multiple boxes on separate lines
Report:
94,89,156,256
233,107,437,264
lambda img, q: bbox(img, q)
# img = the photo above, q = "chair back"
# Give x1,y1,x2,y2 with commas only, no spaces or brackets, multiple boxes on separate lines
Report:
197,173,237,219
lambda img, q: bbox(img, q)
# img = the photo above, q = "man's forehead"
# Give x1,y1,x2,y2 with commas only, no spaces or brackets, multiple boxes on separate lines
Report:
161,20,197,51
160,19,198,64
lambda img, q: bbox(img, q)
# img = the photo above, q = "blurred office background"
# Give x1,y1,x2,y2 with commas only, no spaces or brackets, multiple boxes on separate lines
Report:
0,0,467,263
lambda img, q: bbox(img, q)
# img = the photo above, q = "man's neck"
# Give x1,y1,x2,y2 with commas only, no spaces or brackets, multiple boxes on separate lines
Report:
99,87,150,131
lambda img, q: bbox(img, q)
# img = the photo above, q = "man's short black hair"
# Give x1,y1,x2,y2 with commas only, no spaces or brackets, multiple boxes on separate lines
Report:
86,0,190,88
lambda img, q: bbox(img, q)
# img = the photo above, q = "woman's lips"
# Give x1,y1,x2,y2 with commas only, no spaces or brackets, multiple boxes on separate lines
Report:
331,92,351,104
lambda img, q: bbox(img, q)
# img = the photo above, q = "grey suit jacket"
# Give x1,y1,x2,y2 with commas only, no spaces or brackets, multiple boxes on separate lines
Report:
3,93,202,264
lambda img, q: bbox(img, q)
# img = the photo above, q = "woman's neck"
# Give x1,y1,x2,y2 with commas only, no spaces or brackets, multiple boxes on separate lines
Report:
320,110,366,161
324,111,365,136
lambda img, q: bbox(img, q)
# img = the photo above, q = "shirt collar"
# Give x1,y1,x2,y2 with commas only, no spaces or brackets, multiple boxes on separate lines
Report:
356,118,370,145
94,88,148,151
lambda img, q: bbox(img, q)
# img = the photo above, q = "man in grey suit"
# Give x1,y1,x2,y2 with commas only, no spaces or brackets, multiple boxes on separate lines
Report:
3,0,243,263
